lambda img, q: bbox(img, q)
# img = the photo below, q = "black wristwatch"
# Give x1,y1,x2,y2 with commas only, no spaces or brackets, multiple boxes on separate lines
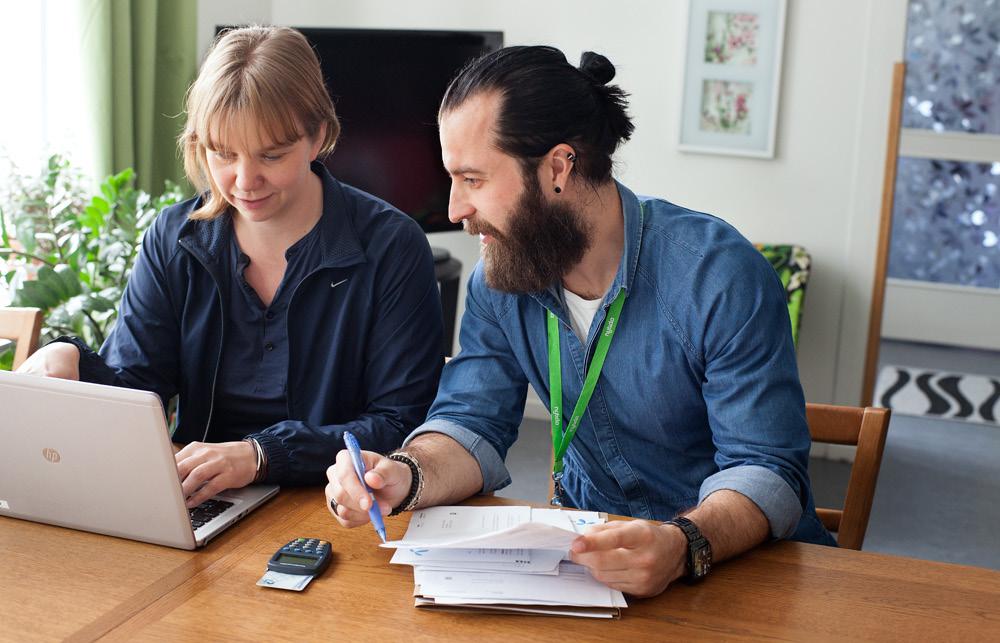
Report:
666,516,712,582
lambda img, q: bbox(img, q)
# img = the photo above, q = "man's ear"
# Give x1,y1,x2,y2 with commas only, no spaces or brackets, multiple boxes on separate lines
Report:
542,143,577,194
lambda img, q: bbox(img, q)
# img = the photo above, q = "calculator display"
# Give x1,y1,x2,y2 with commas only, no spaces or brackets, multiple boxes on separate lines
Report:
276,554,316,566
268,538,332,576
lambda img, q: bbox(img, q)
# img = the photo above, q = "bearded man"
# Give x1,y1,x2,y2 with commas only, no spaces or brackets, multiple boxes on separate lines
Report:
325,45,835,598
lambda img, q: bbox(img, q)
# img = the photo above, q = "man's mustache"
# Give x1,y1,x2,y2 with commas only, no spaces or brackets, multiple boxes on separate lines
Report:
463,218,505,241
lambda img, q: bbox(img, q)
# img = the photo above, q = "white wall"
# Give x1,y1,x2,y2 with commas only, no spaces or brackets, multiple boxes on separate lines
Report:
198,0,909,406
883,279,1000,350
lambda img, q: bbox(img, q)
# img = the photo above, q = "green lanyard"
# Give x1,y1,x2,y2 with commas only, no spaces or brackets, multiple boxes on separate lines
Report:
547,288,626,505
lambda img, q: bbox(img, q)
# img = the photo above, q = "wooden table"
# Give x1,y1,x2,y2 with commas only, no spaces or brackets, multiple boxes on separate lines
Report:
3,490,999,642
0,488,316,642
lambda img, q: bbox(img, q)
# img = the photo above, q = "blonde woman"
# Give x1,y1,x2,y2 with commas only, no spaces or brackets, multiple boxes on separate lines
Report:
19,26,444,508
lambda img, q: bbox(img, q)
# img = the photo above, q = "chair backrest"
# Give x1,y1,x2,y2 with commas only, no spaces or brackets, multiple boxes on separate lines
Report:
0,307,43,370
806,402,891,550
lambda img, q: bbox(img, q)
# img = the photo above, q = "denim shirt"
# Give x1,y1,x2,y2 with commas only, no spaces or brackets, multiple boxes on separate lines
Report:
406,182,833,545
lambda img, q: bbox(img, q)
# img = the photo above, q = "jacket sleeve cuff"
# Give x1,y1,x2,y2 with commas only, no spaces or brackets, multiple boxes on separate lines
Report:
248,431,289,485
403,419,512,493
48,336,116,385
698,464,802,539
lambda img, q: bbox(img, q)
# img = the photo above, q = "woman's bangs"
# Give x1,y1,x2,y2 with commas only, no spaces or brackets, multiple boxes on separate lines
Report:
199,87,303,152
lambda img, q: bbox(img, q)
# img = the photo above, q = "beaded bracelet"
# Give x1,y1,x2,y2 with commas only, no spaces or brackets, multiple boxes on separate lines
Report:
388,451,424,516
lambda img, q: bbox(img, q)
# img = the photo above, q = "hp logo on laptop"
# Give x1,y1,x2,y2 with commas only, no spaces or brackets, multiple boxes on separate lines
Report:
41,448,61,463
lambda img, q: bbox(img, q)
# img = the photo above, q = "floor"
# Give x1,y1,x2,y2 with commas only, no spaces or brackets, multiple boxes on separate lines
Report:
499,339,1000,571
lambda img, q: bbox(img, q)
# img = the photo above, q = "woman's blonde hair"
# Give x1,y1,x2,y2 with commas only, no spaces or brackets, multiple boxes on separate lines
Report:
180,26,340,220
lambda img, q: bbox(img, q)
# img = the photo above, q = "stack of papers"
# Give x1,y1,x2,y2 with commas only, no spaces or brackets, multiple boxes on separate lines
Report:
382,505,627,618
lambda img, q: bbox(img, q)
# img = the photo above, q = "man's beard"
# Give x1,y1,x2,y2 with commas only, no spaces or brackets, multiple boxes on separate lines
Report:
467,174,592,294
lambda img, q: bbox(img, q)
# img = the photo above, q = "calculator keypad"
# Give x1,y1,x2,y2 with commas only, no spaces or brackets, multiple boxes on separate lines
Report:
282,538,330,556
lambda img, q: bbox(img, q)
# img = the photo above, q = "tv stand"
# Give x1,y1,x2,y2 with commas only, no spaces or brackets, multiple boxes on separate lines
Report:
431,246,461,357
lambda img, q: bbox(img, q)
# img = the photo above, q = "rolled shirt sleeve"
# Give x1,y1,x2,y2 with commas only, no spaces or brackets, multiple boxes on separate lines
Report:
699,465,803,538
696,236,814,539
404,418,512,493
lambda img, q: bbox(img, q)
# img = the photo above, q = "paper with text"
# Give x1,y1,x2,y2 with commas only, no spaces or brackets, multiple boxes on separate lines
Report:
390,546,564,574
382,505,581,550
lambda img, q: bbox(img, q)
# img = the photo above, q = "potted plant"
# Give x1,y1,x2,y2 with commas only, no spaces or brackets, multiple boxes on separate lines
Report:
0,155,183,369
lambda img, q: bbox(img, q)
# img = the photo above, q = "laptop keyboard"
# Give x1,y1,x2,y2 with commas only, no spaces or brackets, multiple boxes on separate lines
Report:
189,499,234,530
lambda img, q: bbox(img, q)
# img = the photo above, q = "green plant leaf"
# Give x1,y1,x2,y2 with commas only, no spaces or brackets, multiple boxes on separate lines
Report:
0,206,10,247
38,265,76,299
91,195,110,215
115,167,135,185
81,293,116,313
13,279,59,309
45,154,63,188
15,218,38,254
100,180,115,204
80,204,104,233
53,264,83,297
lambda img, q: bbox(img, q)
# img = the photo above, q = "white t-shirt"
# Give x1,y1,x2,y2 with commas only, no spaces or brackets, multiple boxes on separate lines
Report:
562,288,604,344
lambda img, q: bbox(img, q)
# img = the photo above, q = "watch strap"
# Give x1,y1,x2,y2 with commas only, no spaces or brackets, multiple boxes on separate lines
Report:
667,516,712,582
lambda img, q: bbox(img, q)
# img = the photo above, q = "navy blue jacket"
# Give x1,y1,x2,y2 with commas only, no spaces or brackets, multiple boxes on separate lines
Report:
74,164,444,485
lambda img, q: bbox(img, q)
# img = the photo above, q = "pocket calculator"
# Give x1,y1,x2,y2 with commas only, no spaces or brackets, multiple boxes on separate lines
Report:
267,537,333,576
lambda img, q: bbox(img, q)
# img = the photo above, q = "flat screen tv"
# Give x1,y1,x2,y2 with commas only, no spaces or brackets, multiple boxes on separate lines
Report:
296,27,503,233
216,26,502,232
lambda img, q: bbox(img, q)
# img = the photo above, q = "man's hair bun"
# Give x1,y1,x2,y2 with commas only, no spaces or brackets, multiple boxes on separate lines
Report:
579,51,616,85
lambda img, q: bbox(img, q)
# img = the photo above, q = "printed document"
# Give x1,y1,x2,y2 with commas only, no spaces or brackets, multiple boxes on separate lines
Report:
388,505,627,618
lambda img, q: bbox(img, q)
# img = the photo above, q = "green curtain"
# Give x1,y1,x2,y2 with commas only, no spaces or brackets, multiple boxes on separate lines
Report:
80,0,197,194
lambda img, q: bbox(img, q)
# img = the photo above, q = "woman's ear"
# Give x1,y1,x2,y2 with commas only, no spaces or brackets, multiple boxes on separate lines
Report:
310,122,328,160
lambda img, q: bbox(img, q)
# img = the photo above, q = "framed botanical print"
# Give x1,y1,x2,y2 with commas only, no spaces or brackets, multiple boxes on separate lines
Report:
678,0,788,158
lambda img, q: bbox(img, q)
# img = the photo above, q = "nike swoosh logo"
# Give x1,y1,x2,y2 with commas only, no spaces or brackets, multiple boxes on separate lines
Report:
330,278,348,289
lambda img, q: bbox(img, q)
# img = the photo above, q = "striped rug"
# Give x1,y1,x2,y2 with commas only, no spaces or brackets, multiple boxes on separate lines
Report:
874,365,1000,426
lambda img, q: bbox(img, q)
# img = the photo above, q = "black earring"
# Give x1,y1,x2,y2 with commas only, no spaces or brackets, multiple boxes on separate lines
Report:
554,186,562,194
567,153,576,162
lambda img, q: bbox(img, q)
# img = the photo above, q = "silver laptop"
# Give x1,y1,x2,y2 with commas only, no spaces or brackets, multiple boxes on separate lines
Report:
0,370,279,549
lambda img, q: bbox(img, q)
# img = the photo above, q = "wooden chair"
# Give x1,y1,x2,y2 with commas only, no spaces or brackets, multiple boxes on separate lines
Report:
806,402,891,550
0,307,43,369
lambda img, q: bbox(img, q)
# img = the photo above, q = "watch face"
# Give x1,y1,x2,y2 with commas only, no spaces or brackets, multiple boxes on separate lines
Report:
692,546,712,578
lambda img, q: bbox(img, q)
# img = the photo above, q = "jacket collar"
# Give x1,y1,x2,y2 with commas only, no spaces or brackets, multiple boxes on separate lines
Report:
178,161,366,270
531,180,644,316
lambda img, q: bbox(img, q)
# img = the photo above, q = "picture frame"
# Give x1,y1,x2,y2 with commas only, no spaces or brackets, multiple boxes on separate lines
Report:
678,0,787,158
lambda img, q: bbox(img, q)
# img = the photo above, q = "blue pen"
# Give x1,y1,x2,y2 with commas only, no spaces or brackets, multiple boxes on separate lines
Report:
343,431,387,542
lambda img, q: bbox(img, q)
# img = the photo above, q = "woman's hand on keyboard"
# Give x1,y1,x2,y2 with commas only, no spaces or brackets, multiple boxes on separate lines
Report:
175,440,258,508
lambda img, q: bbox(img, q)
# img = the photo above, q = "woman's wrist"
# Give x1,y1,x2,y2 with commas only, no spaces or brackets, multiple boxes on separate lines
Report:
242,437,267,484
